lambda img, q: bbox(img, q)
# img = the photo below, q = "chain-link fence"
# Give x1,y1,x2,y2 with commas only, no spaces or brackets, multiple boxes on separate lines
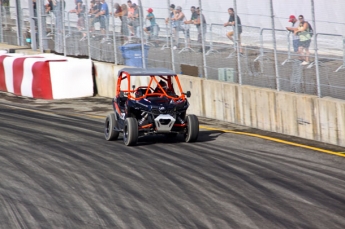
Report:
1,0,345,99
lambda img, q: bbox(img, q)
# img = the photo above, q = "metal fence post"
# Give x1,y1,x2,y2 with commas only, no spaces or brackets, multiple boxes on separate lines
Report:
199,0,208,79
37,0,43,52
311,0,321,97
138,0,146,68
85,0,91,59
27,0,37,50
167,0,175,72
0,3,3,43
233,0,242,85
14,0,24,46
110,0,118,65
67,12,71,36
269,0,280,91
62,1,67,56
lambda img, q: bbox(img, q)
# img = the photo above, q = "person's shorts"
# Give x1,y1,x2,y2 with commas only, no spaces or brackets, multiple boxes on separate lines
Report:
77,17,85,28
99,16,108,29
226,31,241,42
293,39,300,52
145,26,151,31
128,20,139,27
91,16,100,27
299,39,311,49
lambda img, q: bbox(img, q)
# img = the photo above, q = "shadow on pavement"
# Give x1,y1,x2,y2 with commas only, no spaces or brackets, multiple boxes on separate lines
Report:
131,130,224,146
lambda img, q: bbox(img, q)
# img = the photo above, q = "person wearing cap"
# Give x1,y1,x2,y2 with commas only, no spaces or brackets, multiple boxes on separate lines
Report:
171,6,186,49
224,8,243,53
144,8,159,45
286,15,300,53
127,2,139,36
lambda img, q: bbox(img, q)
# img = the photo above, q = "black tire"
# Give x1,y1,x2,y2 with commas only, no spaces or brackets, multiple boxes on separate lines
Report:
184,115,199,143
123,117,138,146
104,113,119,141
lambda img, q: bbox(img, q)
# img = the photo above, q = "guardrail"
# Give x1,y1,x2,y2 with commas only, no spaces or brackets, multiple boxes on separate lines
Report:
206,23,228,56
308,33,345,72
253,27,290,74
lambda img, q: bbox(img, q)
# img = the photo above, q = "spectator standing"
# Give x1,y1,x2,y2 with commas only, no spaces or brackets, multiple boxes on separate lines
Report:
171,6,187,50
98,0,109,42
80,0,101,41
113,3,126,43
69,0,85,32
183,6,198,48
144,8,156,37
224,8,243,53
184,6,198,48
127,0,134,20
143,8,159,47
127,3,139,36
294,15,312,65
193,7,207,52
286,15,300,53
165,4,176,40
114,4,129,43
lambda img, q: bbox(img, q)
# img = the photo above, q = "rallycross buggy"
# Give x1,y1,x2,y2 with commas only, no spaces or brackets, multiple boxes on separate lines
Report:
104,68,199,146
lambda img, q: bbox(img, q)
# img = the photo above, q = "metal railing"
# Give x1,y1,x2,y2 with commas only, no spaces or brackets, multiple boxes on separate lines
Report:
309,33,345,72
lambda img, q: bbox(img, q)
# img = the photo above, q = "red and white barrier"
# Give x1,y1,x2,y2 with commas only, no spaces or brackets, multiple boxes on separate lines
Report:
0,53,93,99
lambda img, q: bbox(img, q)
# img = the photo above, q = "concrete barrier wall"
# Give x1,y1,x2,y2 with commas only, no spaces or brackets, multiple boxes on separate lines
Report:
94,61,345,147
0,52,94,99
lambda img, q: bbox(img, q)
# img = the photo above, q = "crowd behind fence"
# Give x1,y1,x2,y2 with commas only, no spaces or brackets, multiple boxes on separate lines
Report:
1,0,345,100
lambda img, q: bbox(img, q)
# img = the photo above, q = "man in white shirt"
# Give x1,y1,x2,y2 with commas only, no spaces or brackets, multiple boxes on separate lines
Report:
286,15,300,53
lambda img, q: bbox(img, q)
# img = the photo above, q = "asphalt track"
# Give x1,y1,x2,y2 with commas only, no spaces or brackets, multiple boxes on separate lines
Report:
0,96,345,229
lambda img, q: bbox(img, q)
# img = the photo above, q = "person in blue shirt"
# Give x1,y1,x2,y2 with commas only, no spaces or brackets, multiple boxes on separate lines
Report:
97,0,109,42
144,8,159,46
144,8,156,35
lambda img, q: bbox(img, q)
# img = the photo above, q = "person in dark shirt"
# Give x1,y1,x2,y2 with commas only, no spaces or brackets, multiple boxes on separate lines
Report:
224,8,243,53
80,0,101,40
183,6,198,48
69,0,85,32
193,7,207,52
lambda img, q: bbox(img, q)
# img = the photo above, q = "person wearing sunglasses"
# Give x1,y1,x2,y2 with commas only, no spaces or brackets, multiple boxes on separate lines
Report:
294,15,312,66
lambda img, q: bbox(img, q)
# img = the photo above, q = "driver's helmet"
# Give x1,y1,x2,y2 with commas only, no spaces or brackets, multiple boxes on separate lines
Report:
156,80,168,92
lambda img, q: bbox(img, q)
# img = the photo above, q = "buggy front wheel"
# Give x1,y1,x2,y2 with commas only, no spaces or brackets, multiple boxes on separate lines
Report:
184,115,199,143
123,117,138,146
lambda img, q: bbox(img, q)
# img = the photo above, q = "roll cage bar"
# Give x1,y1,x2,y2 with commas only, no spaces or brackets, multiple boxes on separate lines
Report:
117,71,187,101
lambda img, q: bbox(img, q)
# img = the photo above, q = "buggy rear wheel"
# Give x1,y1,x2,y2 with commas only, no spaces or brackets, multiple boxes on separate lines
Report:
104,113,119,141
184,115,199,143
123,117,138,146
